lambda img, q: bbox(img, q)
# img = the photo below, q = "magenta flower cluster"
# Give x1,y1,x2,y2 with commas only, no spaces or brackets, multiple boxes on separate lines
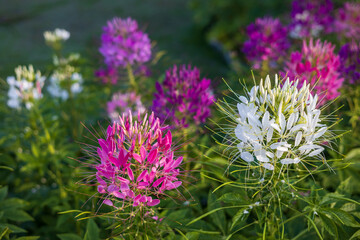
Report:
95,111,182,209
95,67,118,85
335,2,360,41
289,0,334,38
107,92,145,122
283,39,343,105
152,65,214,128
339,41,360,84
99,17,151,68
243,17,290,70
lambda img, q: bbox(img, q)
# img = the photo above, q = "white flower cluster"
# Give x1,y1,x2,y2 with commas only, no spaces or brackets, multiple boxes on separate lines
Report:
232,75,328,171
47,72,83,101
7,65,45,109
44,28,70,43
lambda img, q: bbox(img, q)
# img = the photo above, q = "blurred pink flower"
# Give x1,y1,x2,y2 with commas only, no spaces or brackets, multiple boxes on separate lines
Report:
283,39,343,105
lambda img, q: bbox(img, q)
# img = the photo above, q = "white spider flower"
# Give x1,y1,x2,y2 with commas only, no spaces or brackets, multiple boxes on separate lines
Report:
44,28,70,51
7,65,45,110
44,28,70,43
47,70,83,101
218,74,333,176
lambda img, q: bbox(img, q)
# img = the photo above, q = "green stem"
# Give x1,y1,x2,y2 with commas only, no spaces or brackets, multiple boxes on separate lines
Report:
126,64,138,92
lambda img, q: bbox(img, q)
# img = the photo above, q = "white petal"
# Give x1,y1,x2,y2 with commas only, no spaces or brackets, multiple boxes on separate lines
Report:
262,111,270,129
266,127,273,143
263,163,274,171
295,132,302,146
281,158,300,164
308,147,325,157
241,152,254,163
313,127,327,139
271,123,281,132
239,96,248,104
287,113,296,130
279,113,286,132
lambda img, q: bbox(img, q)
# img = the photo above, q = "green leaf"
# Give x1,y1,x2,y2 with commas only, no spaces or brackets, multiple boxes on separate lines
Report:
218,192,247,204
0,227,11,240
321,193,360,206
208,191,226,235
350,229,360,240
84,219,100,240
16,237,40,240
57,233,82,240
318,212,337,237
3,209,33,222
0,186,8,202
185,232,200,240
305,215,323,240
230,208,248,230
322,208,360,227
0,223,26,233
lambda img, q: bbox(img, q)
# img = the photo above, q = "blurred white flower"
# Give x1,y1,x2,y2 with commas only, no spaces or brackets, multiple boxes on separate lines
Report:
44,28,70,43
47,71,83,101
6,65,45,109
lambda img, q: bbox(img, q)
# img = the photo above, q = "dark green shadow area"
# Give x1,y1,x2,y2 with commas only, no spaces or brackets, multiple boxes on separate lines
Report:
0,0,229,79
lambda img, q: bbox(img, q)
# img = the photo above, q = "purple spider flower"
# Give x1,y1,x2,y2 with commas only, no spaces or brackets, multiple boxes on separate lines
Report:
95,67,118,85
152,65,215,128
339,41,360,84
243,17,290,70
99,17,151,68
107,92,146,122
289,0,334,39
283,39,343,106
335,2,360,41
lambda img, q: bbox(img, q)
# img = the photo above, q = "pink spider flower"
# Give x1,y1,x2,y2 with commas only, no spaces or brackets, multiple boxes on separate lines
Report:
94,111,183,212
283,39,344,106
335,2,360,41
107,92,146,122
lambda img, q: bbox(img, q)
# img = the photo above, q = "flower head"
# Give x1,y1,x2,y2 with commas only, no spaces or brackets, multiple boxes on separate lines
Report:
107,92,146,122
152,65,214,128
335,2,360,41
44,28,70,50
339,41,360,84
289,0,334,38
91,111,183,216
218,75,331,179
7,65,45,109
47,71,83,101
99,17,151,67
283,39,343,105
242,17,290,69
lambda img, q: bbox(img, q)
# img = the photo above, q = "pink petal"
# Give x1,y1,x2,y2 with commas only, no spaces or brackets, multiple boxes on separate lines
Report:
147,149,158,164
147,199,160,206
127,167,134,181
152,177,165,187
103,199,113,207
137,170,148,182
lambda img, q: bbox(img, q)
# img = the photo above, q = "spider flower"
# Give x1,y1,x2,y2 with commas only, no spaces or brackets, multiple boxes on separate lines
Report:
99,17,151,67
107,92,146,122
47,69,83,101
93,111,183,212
335,2,360,41
289,0,334,38
283,39,343,105
339,41,360,84
218,75,331,176
152,65,214,128
242,17,290,69
7,65,45,109
44,28,70,51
